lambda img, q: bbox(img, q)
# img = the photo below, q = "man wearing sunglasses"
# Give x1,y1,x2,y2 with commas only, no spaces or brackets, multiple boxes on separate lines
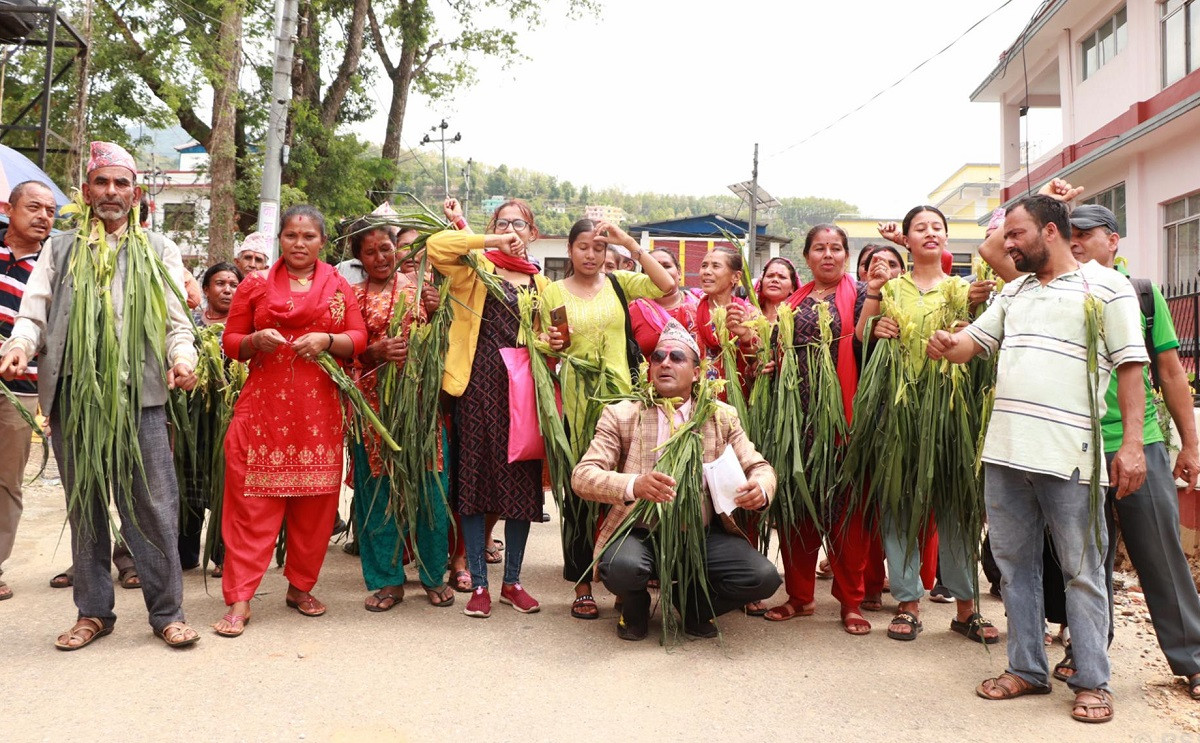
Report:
572,320,779,640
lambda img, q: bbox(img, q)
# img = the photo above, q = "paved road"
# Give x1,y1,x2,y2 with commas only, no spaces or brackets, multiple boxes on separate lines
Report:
2,474,1191,743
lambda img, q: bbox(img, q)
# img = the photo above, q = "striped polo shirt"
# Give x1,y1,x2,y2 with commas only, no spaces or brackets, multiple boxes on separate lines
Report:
963,259,1148,486
0,233,41,395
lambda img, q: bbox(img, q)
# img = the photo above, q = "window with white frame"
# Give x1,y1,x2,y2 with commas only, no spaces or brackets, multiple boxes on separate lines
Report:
1162,0,1200,87
1082,6,1128,80
1165,193,1200,284
1081,183,1127,235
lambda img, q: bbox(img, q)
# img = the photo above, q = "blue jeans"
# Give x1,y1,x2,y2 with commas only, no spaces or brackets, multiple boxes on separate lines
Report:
984,463,1109,691
881,507,976,603
461,513,530,589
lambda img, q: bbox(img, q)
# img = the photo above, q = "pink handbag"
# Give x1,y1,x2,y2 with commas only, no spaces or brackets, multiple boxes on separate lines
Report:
500,347,555,463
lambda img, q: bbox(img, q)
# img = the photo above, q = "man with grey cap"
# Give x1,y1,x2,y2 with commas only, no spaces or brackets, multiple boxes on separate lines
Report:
234,231,271,275
1062,200,1200,699
572,320,780,640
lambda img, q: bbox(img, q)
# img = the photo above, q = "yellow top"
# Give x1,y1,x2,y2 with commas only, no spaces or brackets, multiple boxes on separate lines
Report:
427,229,548,396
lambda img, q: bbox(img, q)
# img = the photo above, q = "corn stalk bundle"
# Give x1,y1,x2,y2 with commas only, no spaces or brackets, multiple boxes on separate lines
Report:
167,323,228,533
803,301,850,518
556,349,626,549
762,304,817,549
591,375,722,648
842,280,984,562
744,316,774,448
203,358,246,572
515,288,575,519
381,276,453,574
58,197,170,538
1083,293,1106,545
0,334,48,481
315,352,400,452
711,306,750,425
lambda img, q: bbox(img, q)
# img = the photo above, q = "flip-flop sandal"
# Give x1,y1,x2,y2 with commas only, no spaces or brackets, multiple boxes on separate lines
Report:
214,613,251,638
976,672,1053,700
424,584,456,608
157,621,201,648
54,617,113,651
951,612,1000,644
286,594,327,617
1189,674,1200,700
364,588,404,612
744,601,769,616
886,611,923,641
485,545,503,564
451,570,472,593
1071,689,1115,724
49,572,73,589
571,594,600,620
1053,653,1076,682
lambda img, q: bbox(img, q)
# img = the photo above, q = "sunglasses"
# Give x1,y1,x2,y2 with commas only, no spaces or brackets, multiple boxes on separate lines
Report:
494,218,529,231
650,349,691,364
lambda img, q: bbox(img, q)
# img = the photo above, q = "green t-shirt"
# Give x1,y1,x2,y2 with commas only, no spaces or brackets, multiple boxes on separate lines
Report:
1100,274,1177,452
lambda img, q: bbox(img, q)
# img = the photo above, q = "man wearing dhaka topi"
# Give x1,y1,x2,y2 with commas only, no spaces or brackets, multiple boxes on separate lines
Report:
0,141,201,650
572,320,780,641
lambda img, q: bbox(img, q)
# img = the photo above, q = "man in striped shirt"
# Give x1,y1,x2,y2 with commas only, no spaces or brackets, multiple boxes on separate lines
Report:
0,180,56,601
926,194,1148,724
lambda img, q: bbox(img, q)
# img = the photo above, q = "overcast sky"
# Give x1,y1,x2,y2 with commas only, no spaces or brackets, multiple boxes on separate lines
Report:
355,0,1053,218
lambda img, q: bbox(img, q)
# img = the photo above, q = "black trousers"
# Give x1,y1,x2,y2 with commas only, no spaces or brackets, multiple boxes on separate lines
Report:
598,526,781,624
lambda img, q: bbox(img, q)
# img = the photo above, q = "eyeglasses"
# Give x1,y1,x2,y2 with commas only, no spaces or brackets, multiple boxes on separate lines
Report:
494,219,529,231
650,349,690,364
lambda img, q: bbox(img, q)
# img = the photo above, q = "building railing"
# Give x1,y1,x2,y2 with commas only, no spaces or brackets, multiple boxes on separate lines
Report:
1164,280,1200,397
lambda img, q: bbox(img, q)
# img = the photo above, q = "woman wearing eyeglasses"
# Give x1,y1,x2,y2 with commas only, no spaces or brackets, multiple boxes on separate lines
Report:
543,218,678,620
429,199,550,619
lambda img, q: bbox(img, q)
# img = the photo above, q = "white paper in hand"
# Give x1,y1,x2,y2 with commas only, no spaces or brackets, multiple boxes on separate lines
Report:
702,444,747,516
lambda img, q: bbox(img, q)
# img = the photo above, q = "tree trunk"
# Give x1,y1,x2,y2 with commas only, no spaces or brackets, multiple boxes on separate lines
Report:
380,45,417,164
206,0,244,266
320,0,370,129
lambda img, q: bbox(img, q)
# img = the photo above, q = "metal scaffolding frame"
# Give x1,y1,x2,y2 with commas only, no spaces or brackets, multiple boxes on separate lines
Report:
0,4,87,168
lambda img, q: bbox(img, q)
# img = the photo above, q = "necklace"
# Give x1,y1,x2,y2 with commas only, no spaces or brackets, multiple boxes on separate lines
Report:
203,308,226,324
288,269,315,286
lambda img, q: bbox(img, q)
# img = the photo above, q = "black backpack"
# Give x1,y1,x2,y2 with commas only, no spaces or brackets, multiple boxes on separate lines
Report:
607,273,644,385
1130,277,1161,390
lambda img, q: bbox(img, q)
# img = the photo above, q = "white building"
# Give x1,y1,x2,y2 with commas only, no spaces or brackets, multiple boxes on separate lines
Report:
138,140,211,263
971,0,1200,284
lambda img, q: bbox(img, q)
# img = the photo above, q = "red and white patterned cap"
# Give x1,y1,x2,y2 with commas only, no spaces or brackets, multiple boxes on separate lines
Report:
237,231,272,257
656,319,700,361
86,141,137,176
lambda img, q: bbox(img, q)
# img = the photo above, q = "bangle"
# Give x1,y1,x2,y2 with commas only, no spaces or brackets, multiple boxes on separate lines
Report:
453,216,467,230
327,333,335,350
866,293,882,300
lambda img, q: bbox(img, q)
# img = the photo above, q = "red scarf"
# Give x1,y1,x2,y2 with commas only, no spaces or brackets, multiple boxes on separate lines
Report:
484,250,539,276
785,274,859,422
264,259,341,331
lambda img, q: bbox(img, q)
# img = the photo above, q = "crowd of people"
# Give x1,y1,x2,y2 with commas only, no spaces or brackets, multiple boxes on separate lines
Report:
2,141,1200,726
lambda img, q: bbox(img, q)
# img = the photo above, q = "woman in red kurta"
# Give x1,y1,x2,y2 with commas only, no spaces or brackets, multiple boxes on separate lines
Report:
212,205,367,637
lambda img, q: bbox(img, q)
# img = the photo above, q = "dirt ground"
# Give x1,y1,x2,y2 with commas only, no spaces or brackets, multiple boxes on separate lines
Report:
3,459,1199,743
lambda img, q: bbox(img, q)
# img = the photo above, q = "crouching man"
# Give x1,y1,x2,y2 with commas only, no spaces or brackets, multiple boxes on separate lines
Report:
571,320,780,640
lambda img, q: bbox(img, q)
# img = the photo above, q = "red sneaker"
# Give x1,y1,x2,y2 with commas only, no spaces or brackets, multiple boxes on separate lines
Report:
500,582,541,614
464,587,491,618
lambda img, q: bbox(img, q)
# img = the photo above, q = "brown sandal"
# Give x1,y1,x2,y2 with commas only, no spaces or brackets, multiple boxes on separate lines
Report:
1071,689,1115,723
976,672,1053,700
364,587,404,612
118,567,141,589
424,584,455,608
214,612,251,637
764,599,815,622
54,617,112,651
157,621,200,648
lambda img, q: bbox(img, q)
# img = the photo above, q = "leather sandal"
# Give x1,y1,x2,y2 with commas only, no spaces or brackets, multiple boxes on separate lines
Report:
764,599,815,622
118,566,141,590
54,617,113,651
976,672,1052,700
1071,689,1115,723
157,621,201,648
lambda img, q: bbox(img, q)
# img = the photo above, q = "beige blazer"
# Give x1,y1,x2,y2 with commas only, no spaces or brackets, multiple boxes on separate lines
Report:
571,399,776,564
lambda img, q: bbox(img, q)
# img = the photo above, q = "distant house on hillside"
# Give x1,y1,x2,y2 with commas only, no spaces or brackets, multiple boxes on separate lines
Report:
625,214,790,289
584,205,626,224
480,195,506,215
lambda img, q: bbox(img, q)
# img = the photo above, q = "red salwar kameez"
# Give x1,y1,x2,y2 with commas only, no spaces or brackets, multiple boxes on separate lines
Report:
219,260,367,604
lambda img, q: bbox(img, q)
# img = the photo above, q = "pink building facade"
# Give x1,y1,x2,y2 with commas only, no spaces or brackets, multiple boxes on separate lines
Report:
972,0,1200,284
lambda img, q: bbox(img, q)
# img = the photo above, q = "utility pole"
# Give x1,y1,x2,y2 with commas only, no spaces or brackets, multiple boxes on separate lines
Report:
462,157,473,220
746,143,758,276
421,119,460,198
257,0,298,263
